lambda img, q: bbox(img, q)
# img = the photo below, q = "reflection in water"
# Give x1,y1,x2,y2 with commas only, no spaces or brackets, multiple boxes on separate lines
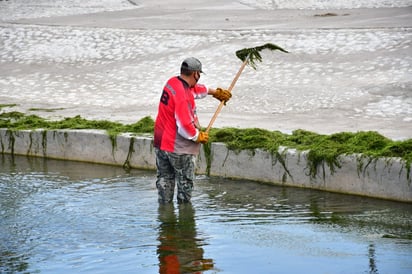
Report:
0,156,33,273
157,203,213,273
0,251,28,274
368,243,378,274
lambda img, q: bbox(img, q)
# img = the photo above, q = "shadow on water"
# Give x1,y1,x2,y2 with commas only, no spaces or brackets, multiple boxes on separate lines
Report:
1,154,411,273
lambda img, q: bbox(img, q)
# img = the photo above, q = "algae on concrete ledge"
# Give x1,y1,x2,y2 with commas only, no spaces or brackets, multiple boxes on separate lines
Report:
0,111,155,162
0,112,154,136
123,136,135,171
1,111,411,181
209,127,412,181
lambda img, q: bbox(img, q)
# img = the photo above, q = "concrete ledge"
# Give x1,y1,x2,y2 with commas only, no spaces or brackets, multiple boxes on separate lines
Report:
0,129,155,168
1,128,411,202
210,143,411,202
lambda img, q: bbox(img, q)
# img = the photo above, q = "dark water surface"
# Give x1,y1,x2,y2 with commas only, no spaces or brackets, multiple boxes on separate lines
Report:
1,155,411,274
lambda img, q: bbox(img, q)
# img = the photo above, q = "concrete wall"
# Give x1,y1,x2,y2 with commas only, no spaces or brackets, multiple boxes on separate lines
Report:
209,143,412,202
1,128,411,202
0,129,155,169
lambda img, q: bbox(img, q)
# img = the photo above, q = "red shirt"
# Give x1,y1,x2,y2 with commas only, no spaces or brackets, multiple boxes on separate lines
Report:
154,76,208,155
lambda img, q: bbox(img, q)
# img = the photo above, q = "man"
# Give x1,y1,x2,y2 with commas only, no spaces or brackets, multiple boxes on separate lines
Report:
154,57,231,204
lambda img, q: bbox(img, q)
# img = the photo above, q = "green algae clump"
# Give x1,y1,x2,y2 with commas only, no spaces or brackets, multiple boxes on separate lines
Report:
0,112,154,138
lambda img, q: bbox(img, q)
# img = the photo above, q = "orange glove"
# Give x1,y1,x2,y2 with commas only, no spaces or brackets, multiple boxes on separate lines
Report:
213,88,232,104
195,131,209,144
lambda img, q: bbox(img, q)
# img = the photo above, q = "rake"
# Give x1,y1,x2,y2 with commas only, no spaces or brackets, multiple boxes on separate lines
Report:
205,43,288,133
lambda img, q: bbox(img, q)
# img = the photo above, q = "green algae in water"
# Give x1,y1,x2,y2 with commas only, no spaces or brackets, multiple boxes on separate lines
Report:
29,107,65,112
0,104,18,110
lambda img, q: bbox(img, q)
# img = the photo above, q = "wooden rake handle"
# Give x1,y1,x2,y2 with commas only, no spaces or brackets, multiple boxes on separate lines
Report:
205,56,250,133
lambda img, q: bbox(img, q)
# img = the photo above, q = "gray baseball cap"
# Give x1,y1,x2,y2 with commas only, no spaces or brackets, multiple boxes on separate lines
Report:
181,57,203,73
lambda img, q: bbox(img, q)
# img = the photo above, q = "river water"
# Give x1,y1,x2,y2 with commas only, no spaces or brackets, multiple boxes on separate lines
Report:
0,155,411,274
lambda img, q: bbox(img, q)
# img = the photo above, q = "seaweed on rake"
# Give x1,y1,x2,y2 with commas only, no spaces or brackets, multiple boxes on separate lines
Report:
235,43,289,69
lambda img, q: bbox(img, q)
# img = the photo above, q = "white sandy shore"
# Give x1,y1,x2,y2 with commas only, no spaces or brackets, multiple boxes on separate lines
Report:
0,0,411,140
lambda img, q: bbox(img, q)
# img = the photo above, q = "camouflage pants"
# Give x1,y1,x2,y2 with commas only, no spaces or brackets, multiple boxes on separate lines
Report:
155,148,196,204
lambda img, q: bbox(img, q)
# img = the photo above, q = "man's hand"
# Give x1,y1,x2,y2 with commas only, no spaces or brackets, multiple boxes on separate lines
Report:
213,88,232,104
196,131,209,144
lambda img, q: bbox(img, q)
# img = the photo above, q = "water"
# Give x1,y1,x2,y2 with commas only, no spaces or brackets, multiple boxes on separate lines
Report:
1,155,411,274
